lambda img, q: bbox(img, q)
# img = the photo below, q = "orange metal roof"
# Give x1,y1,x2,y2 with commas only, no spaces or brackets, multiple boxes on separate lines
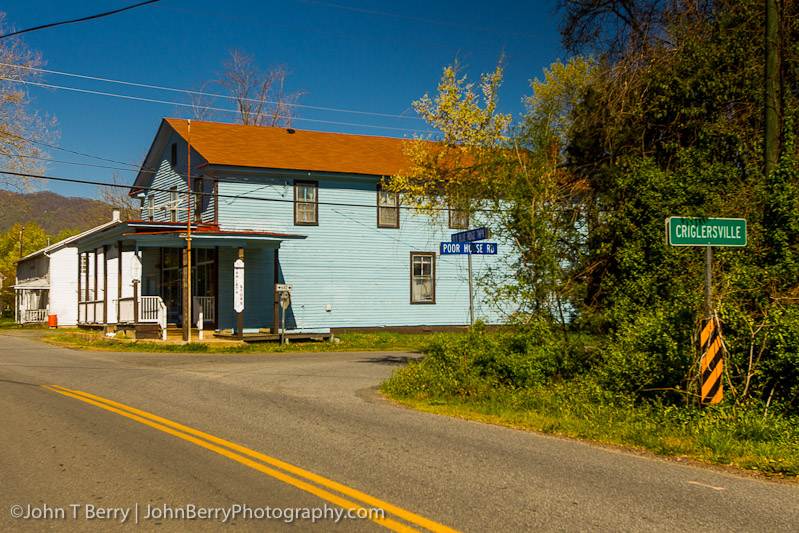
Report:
165,118,414,177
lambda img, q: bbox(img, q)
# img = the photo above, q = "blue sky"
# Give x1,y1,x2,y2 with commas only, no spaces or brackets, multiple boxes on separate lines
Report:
2,0,565,199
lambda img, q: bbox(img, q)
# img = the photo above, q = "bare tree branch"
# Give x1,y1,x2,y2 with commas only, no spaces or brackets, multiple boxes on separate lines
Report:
215,49,306,127
95,172,140,220
0,13,57,192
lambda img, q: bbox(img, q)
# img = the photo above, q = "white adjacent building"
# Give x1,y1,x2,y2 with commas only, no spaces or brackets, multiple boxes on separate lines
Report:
14,211,120,326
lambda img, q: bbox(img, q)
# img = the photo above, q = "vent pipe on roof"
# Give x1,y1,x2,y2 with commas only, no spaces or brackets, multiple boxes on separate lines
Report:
112,208,120,222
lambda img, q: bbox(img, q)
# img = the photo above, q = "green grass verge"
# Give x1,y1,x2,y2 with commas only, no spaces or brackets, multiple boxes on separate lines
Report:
0,317,21,329
43,331,437,354
381,379,799,480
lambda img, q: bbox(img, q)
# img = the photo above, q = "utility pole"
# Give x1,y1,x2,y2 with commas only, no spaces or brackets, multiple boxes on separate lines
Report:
764,0,779,176
183,120,192,342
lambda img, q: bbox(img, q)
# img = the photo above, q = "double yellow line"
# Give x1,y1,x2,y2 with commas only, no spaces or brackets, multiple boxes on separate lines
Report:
42,385,458,533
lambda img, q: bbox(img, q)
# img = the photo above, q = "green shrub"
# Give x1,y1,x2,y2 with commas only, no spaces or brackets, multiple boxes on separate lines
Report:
383,321,591,399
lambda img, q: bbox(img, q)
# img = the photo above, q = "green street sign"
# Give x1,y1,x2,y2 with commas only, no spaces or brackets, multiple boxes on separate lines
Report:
666,217,747,247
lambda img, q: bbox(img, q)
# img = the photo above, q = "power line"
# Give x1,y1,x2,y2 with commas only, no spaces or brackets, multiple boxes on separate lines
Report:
9,78,432,135
2,62,424,122
0,169,508,214
0,1,164,40
4,131,146,171
12,153,148,174
297,0,555,41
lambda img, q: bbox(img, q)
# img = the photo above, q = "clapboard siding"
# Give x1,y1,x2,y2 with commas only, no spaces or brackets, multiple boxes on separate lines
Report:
48,247,79,326
105,244,119,324
217,246,275,331
145,131,208,223
214,173,505,329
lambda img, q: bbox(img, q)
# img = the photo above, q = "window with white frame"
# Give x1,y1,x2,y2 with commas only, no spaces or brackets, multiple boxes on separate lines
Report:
169,187,178,222
377,184,399,228
410,252,435,304
193,177,203,222
147,195,154,222
294,180,318,225
449,205,469,229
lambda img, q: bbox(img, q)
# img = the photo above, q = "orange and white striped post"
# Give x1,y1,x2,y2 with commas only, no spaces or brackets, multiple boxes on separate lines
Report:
700,316,723,404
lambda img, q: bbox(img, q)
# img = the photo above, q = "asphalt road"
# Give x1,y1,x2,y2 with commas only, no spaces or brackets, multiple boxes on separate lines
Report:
0,331,797,532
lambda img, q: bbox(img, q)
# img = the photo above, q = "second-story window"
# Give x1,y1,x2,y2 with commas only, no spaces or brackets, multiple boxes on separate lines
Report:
147,195,154,222
377,184,399,228
170,143,178,167
294,180,318,225
449,205,469,229
193,177,203,222
169,187,178,222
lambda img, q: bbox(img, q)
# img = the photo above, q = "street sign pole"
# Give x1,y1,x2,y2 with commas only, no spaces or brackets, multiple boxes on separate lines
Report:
705,246,712,320
446,228,495,328
468,253,474,326
276,284,293,346
666,217,747,406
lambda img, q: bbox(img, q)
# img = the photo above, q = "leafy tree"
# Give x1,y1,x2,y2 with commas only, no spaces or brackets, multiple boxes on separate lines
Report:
401,0,799,410
389,58,598,325
563,0,799,407
0,222,48,314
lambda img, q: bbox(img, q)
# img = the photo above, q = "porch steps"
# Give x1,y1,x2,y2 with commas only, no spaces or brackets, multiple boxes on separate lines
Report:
114,323,162,340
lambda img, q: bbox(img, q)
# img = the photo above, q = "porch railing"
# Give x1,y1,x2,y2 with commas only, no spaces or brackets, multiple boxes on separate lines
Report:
193,296,215,323
22,308,48,323
115,296,167,340
117,298,135,324
139,296,162,322
78,301,104,324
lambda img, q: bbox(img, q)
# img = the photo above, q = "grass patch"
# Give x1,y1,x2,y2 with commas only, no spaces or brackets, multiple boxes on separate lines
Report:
43,331,439,354
382,378,799,479
380,324,799,480
0,317,22,329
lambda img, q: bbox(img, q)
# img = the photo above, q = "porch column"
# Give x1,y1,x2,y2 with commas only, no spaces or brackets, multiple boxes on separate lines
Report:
133,246,139,325
273,249,279,334
93,249,98,306
77,252,82,324
117,241,122,322
183,247,190,341
103,245,108,324
237,247,244,341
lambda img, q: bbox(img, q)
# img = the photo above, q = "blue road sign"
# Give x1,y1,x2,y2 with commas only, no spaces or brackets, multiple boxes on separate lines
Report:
470,242,497,255
451,227,490,243
440,242,498,255
440,242,472,254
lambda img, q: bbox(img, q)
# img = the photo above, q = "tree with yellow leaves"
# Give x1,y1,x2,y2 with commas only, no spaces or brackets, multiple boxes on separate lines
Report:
389,57,597,324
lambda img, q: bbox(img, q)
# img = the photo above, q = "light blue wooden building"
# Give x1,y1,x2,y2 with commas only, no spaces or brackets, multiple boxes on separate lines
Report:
71,119,506,336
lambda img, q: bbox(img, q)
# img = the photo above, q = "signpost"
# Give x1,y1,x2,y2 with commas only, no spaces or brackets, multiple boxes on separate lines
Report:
444,227,494,326
666,217,747,247
666,217,747,405
234,253,244,341
276,284,292,345
469,242,497,255
451,227,490,243
131,253,141,326
440,242,498,255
